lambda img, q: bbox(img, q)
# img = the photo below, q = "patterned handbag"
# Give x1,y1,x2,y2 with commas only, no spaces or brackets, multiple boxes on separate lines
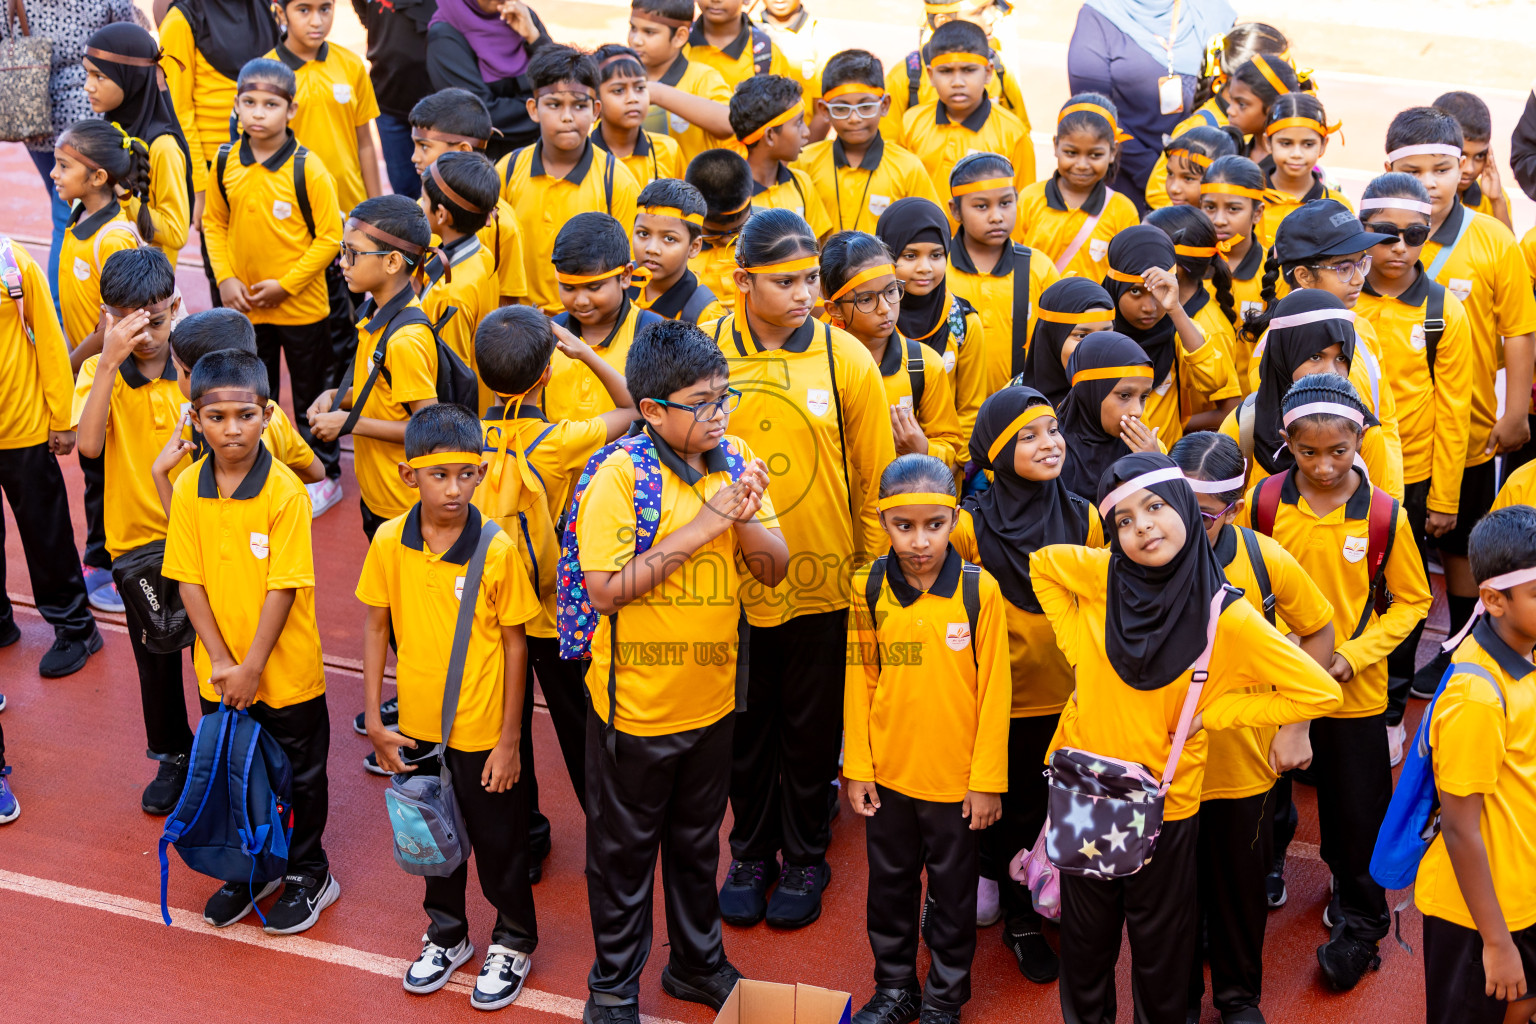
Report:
1044,588,1227,878
0,0,52,143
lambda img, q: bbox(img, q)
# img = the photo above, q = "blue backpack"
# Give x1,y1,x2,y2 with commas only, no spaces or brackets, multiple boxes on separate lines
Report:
1370,659,1506,893
158,705,293,925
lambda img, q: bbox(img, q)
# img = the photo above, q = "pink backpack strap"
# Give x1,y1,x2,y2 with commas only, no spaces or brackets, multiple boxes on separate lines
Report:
0,238,26,342
1159,587,1228,793
1052,189,1114,274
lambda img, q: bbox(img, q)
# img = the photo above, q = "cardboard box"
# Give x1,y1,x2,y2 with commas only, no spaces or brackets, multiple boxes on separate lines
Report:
712,980,852,1024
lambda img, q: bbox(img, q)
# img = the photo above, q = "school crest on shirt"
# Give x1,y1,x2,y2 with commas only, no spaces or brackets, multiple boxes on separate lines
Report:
1342,535,1368,564
806,387,830,416
669,113,691,133
1088,239,1109,263
73,256,90,281
1410,323,1426,351
1448,278,1473,303
868,194,891,217
249,532,269,560
455,575,467,601
943,349,957,373
272,200,293,221
332,82,352,104
946,621,971,651
896,395,913,411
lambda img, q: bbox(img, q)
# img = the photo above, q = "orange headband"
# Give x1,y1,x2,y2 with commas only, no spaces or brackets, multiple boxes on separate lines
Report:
986,406,1056,464
952,176,1013,196
640,204,704,226
1200,182,1267,201
557,264,629,285
1105,266,1172,283
742,255,818,275
1174,244,1217,258
1072,365,1154,386
1058,102,1132,142
740,102,804,145
58,143,104,175
411,127,487,150
829,263,894,302
1168,147,1211,169
1037,307,1114,325
407,451,483,469
1251,55,1291,97
823,83,885,102
1265,116,1341,138
927,52,991,69
877,492,957,511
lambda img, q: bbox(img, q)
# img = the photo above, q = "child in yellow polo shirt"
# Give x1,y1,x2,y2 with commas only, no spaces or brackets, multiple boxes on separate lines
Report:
731,75,832,240
573,319,786,1020
359,403,542,1009
548,212,663,422
797,50,941,236
591,44,684,188
72,248,193,815
498,47,641,315
419,152,500,411
408,89,528,307
685,150,756,313
1239,375,1430,992
1416,505,1536,1024
881,0,1029,145
626,0,734,165
1015,95,1140,281
898,19,1033,216
1199,156,1270,374
631,178,727,324
205,59,344,493
1433,91,1512,230
845,453,1009,1022
162,348,335,935
1256,94,1351,252
685,0,790,89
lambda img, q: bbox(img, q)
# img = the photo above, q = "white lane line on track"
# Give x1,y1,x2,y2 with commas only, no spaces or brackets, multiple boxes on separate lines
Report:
0,868,684,1024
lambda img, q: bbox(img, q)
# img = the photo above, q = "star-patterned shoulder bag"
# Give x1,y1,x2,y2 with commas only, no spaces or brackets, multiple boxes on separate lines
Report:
1043,587,1227,878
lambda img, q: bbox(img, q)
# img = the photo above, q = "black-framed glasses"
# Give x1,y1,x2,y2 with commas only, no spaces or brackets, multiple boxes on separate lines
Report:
1309,255,1371,282
826,100,882,120
1198,500,1237,525
1363,221,1430,247
654,387,742,421
340,243,394,266
838,280,905,313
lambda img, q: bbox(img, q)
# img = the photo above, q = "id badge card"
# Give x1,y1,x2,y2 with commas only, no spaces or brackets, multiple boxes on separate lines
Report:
1159,75,1184,116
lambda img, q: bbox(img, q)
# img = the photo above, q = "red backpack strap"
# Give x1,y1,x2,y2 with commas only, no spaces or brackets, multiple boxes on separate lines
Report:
1253,471,1285,537
1364,486,1399,625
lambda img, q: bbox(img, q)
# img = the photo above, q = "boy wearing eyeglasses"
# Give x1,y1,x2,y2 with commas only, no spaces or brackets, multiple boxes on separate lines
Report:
575,319,787,1023
795,51,941,235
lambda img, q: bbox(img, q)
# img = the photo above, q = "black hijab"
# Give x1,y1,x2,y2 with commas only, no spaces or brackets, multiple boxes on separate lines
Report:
1098,452,1234,691
1058,331,1153,501
1104,225,1179,387
1020,277,1116,406
170,0,280,82
1251,290,1368,476
963,387,1093,612
875,197,953,348
85,24,195,201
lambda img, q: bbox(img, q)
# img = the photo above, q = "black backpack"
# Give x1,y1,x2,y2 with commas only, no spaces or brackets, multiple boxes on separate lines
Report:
332,306,479,431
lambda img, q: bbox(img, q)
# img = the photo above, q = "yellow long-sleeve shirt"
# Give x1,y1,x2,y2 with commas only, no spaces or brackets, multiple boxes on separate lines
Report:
159,6,232,173
872,335,964,471
121,134,192,267
1141,324,1233,450
946,240,1059,402
0,241,73,447
899,98,1034,223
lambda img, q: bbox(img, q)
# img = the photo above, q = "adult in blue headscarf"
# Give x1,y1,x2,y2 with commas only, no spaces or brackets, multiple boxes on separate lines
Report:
1067,0,1235,213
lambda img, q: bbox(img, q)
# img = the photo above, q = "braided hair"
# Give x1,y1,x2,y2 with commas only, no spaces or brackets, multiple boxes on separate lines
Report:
58,118,155,243
1143,205,1238,327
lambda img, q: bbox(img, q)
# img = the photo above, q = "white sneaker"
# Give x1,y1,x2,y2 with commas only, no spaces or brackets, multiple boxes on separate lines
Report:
307,477,343,518
471,945,530,1010
977,876,1002,928
1387,723,1406,768
404,934,474,995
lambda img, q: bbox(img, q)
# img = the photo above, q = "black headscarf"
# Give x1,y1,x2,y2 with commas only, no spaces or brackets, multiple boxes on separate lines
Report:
170,0,280,83
1098,452,1234,691
1104,224,1179,387
1020,277,1116,406
85,24,195,203
1058,331,1153,501
875,197,953,348
963,387,1093,612
1251,290,1369,476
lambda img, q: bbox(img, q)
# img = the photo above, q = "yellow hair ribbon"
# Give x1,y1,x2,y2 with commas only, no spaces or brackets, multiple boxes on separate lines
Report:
823,82,885,102
1105,266,1172,283
1263,188,1301,207
829,263,895,302
1058,102,1132,143
1251,54,1291,97
1216,235,1240,254
556,264,629,285
408,451,484,469
1167,147,1211,169
951,176,1013,196
1071,365,1153,386
110,121,139,150
1265,116,1342,139
1200,182,1267,201
640,205,704,226
877,492,958,511
742,255,819,275
1174,244,1217,258
739,102,804,146
927,52,992,69
1036,307,1114,325
986,406,1056,464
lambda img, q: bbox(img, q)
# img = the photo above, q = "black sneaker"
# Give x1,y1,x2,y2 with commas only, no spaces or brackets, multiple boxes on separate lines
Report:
1410,649,1452,699
719,858,779,926
353,696,400,736
660,960,742,1010
1321,889,1342,931
1316,934,1381,991
1002,926,1059,983
471,945,530,1010
1265,872,1287,909
142,754,188,815
363,751,391,777
851,986,921,1024
203,878,282,927
582,999,641,1024
918,1005,962,1024
765,860,830,929
0,618,19,647
262,872,340,934
1221,1007,1268,1023
404,934,474,994
39,630,103,678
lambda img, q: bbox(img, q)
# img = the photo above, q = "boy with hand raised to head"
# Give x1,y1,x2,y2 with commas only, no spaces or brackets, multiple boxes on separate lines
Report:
577,319,787,1023
685,149,757,314
72,247,193,815
731,75,832,240
631,178,728,325
499,46,641,316
161,349,336,935
626,0,734,166
358,403,542,1011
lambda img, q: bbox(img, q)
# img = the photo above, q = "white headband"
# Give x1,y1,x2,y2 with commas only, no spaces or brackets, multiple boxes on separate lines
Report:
1098,466,1186,518
1184,473,1247,494
1358,197,1433,216
1282,401,1366,427
1386,143,1462,163
1441,565,1536,653
1269,307,1355,331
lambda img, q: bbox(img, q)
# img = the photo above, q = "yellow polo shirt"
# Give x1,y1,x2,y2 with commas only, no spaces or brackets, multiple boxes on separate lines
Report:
1015,176,1140,281
349,291,439,519
267,40,379,214
1141,324,1234,450
0,241,72,448
900,97,1035,222
1256,175,1352,251
880,41,1030,150
871,335,964,470
57,202,139,349
1493,459,1536,511
946,238,1060,400
795,134,941,235
684,15,790,90
647,55,733,166
545,301,658,422
417,234,498,412
690,240,739,314
121,134,192,267
357,506,540,751
593,128,683,190
159,5,234,170
1179,292,1243,422
750,163,833,239
163,445,325,709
